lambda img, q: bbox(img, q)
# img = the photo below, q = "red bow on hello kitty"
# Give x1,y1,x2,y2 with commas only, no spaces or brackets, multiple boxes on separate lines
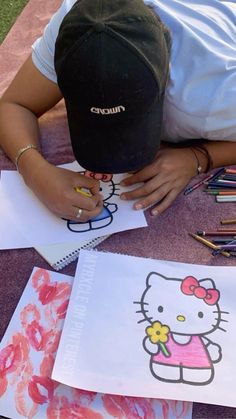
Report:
181,276,220,305
85,171,113,182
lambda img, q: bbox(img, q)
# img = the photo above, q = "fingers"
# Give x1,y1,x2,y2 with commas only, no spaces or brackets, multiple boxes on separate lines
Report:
60,173,103,221
121,178,182,216
72,188,102,210
70,200,104,222
30,164,105,222
120,169,152,187
59,188,103,221
61,200,104,222
49,182,103,221
127,183,169,212
74,173,101,195
120,174,164,202
120,147,200,217
148,189,181,216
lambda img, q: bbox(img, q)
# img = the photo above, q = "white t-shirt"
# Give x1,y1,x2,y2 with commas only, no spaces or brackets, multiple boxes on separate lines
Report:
32,0,236,142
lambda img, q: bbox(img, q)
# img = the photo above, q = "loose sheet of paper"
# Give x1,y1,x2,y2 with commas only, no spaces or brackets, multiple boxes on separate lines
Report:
0,162,147,247
52,249,236,408
0,266,192,419
0,183,30,249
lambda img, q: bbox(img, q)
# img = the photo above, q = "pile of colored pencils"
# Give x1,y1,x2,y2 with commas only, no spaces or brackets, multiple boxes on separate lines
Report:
190,218,236,258
205,168,236,202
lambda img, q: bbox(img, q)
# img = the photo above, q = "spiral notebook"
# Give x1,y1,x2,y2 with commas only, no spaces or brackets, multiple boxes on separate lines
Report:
35,235,109,271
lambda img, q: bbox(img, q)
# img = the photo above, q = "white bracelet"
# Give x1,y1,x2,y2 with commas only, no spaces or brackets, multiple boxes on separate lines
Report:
15,144,38,172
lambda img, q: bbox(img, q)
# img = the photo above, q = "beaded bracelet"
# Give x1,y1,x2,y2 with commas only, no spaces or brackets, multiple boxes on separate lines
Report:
15,144,38,172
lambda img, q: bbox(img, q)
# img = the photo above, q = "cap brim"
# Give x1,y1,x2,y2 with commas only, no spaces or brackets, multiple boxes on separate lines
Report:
66,97,163,174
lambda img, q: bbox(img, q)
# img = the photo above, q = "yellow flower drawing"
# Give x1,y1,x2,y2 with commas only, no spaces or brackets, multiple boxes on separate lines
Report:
146,321,171,357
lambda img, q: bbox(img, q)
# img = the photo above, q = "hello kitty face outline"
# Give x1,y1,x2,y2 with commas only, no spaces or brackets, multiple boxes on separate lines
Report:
84,171,120,202
135,272,227,336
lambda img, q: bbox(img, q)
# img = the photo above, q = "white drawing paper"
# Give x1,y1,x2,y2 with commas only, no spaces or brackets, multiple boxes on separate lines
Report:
0,183,30,249
52,249,236,408
0,162,147,247
0,266,192,419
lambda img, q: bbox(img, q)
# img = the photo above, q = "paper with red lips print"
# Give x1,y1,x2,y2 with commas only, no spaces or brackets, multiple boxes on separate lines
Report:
0,266,193,419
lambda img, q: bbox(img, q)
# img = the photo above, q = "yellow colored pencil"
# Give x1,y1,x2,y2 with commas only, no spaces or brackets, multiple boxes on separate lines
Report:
75,187,91,197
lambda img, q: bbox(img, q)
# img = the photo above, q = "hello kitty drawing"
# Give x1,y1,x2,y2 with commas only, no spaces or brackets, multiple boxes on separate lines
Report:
65,171,119,232
135,273,228,386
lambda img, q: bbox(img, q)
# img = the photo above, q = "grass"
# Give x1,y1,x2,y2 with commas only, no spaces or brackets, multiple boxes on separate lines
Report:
0,0,29,44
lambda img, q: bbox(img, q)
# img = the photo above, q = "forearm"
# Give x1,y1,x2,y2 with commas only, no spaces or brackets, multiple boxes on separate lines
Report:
162,139,236,173
204,140,236,169
0,99,103,222
0,101,47,184
0,55,63,183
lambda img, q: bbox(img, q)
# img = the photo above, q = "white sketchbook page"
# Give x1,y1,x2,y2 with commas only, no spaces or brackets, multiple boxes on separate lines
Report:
0,266,192,419
52,249,236,408
36,235,109,270
0,182,30,249
1,162,147,247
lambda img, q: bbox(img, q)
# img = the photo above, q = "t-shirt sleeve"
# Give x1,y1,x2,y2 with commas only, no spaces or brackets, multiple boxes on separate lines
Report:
32,0,73,83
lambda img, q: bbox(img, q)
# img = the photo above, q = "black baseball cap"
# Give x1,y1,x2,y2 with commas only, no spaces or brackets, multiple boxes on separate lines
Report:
54,0,169,173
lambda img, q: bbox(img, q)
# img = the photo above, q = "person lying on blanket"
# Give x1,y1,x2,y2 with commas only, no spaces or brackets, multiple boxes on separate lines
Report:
0,0,236,222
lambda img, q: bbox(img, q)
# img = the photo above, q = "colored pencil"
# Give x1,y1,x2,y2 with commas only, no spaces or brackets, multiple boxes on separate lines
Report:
205,191,236,196
212,238,236,256
216,196,236,202
184,174,216,195
204,189,236,194
212,238,236,244
197,230,236,236
208,167,226,181
183,168,225,196
217,180,236,184
207,182,236,189
221,219,236,225
206,185,236,190
225,168,236,174
189,233,231,257
218,191,236,195
217,227,236,235
220,175,236,181
216,244,236,250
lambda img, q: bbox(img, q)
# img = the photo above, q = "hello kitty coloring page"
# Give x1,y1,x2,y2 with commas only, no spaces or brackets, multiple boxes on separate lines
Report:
0,162,147,247
52,250,236,407
136,272,225,386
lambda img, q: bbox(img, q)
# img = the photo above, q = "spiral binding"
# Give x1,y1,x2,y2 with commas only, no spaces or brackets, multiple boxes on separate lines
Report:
53,236,109,270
